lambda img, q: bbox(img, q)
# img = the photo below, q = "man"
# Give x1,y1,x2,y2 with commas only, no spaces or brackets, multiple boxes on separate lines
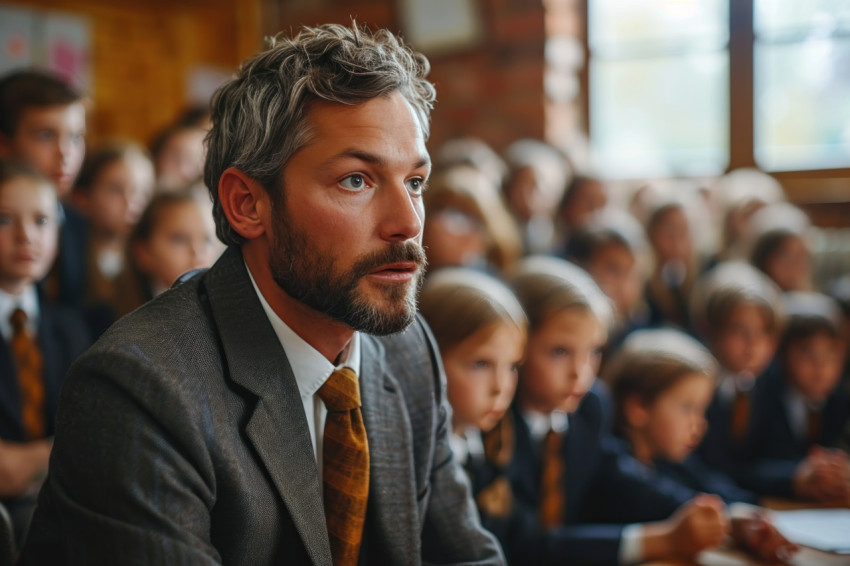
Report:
19,23,504,565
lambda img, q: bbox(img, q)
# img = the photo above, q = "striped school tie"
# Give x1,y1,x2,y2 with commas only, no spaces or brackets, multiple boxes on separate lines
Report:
318,368,369,566
10,308,45,439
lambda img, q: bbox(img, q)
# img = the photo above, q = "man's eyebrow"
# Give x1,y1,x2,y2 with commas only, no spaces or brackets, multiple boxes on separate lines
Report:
322,149,431,170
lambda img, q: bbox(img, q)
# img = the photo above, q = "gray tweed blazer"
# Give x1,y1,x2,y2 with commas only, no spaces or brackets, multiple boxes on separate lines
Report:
19,246,504,566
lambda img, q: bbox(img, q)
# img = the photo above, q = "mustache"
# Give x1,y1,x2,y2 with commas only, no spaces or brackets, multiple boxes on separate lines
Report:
351,241,428,279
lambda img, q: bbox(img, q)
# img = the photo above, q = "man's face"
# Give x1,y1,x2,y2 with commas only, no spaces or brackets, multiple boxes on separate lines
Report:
267,92,430,335
6,103,86,197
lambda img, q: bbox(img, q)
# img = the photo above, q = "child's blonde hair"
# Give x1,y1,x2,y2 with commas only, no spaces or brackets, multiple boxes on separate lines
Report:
510,255,614,334
603,328,717,436
419,268,527,354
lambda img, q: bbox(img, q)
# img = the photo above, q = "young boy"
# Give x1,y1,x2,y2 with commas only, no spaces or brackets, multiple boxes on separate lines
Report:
0,70,88,310
693,262,843,501
0,160,89,547
748,292,850,504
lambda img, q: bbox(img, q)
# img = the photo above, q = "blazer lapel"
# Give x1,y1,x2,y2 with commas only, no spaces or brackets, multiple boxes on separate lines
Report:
358,335,420,562
204,247,331,566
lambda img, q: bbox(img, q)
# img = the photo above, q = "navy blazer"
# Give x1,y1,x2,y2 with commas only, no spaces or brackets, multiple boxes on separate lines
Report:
498,386,684,566
749,365,849,461
698,368,800,498
0,291,90,441
44,204,89,310
596,437,759,507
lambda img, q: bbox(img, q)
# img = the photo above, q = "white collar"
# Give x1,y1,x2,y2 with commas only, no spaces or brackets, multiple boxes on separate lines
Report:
0,285,39,341
521,407,569,443
246,264,361,399
450,428,485,466
717,368,756,404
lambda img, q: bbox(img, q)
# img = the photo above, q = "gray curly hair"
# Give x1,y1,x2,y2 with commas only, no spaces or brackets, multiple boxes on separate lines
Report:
204,22,437,246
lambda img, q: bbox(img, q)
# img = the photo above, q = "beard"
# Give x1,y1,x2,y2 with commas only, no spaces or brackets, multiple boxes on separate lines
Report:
268,200,427,336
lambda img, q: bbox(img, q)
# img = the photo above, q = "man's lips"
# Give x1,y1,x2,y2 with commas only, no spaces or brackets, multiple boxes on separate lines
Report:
368,262,418,281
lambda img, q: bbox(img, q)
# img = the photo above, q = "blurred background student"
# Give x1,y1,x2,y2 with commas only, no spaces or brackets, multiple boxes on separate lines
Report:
422,164,521,276
112,192,216,318
0,160,89,549
747,292,850,505
71,141,154,335
498,256,729,565
603,328,797,563
419,267,526,543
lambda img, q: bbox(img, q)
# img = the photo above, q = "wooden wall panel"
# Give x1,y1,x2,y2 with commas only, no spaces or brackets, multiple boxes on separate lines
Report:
11,0,261,147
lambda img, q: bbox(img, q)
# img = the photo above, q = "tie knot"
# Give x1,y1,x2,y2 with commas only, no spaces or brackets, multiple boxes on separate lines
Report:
318,368,361,412
10,308,27,333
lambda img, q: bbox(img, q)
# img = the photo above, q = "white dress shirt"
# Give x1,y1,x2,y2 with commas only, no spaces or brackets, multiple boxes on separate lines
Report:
246,266,361,484
0,285,39,341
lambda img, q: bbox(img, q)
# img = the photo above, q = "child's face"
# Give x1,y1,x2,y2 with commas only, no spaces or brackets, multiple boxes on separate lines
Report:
765,234,811,292
6,103,86,197
520,308,606,414
586,243,641,320
650,207,692,265
639,374,713,463
0,177,59,293
86,155,154,237
560,180,607,230
785,332,844,404
134,200,215,289
156,128,207,191
423,206,487,271
714,303,776,377
443,321,524,433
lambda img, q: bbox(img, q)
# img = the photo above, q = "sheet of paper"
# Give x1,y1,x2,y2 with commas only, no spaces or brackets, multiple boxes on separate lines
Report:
772,509,850,555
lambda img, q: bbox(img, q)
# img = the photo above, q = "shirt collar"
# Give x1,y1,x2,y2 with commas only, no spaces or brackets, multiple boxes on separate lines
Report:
521,407,569,443
717,368,756,404
0,285,39,341
246,264,361,399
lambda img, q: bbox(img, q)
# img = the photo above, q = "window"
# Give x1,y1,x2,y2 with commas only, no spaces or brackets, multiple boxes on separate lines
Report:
587,0,850,179
754,0,850,171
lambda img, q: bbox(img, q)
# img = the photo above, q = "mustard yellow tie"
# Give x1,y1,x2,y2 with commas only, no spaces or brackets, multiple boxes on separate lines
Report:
730,389,751,450
806,406,822,447
538,428,565,529
318,368,369,566
10,308,45,440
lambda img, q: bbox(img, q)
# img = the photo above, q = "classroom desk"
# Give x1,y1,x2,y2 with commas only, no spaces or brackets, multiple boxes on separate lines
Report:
643,498,850,566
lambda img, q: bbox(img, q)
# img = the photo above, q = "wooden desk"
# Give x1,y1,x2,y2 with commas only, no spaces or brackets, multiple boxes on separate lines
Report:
643,499,850,566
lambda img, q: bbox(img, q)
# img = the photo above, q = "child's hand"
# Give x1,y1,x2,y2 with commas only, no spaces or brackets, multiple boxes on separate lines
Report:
794,447,850,502
667,494,730,556
732,513,798,563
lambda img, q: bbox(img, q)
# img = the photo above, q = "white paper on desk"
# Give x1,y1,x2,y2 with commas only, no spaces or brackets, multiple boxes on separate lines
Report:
772,509,850,555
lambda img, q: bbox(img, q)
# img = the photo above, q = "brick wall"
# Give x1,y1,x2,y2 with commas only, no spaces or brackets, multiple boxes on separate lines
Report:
274,0,552,153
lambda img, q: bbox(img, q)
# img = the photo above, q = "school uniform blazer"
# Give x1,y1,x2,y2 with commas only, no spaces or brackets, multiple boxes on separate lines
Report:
52,204,89,309
0,292,90,442
19,246,504,566
697,368,798,498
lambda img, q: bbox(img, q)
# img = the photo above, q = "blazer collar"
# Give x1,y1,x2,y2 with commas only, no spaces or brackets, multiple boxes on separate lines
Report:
204,247,332,566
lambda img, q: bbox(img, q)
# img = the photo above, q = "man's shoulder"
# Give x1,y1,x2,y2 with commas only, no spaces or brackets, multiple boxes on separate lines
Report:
83,270,215,370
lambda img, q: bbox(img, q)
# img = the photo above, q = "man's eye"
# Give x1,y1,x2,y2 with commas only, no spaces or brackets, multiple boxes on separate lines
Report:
340,174,367,191
407,177,426,195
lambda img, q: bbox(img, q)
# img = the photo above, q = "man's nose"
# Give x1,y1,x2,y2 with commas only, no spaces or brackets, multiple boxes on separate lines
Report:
378,180,423,242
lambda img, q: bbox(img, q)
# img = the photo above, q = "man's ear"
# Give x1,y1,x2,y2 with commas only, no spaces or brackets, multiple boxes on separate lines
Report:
623,395,649,429
218,167,268,240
